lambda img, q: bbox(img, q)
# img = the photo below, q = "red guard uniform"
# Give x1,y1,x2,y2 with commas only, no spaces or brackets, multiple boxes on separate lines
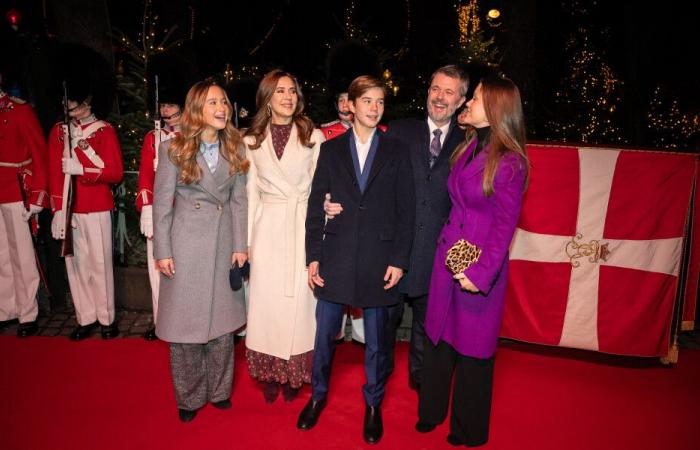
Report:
321,120,387,142
0,92,48,325
136,125,179,323
48,115,123,327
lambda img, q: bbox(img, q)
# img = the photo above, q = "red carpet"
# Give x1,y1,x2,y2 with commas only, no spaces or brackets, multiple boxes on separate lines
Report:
1,336,698,450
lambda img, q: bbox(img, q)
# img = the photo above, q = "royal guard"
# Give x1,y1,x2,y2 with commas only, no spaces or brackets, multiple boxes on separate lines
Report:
0,71,49,338
320,91,354,140
137,52,191,341
48,44,123,341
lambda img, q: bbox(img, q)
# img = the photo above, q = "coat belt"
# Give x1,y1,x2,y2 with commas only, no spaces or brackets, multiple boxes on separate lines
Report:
260,192,308,297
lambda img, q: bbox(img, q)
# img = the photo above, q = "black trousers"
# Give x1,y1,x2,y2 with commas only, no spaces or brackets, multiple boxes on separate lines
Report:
386,294,429,383
418,339,495,447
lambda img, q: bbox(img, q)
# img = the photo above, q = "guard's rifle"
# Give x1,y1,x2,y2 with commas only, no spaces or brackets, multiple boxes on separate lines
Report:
153,75,161,170
59,81,74,257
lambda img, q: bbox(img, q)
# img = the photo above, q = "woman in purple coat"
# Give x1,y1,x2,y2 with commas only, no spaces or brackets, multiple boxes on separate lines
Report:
416,76,528,447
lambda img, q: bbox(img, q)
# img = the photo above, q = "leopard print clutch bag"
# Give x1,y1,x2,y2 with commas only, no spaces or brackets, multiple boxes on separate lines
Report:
445,239,481,274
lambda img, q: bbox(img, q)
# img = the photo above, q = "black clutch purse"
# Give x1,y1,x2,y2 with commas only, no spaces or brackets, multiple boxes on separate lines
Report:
229,261,250,291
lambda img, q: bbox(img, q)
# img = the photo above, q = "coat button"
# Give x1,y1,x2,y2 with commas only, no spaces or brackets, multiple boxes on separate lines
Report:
217,204,223,211
194,202,201,209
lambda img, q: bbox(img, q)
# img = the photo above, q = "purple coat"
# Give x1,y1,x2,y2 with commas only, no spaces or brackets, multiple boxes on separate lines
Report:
425,141,526,358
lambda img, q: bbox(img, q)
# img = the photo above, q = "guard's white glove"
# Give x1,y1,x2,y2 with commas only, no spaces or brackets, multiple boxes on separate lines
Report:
21,204,43,221
51,210,66,240
62,157,84,175
140,205,153,238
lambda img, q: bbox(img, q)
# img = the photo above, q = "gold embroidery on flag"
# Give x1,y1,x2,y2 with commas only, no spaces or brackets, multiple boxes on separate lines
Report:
566,233,610,267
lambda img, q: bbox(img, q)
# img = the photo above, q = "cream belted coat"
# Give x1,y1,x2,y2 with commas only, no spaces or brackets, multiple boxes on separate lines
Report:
244,126,324,360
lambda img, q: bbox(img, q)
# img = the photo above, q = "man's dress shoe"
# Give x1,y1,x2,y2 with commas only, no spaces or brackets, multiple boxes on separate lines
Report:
143,326,157,341
101,323,120,339
415,420,437,433
17,321,39,338
69,322,98,341
297,398,326,430
363,405,383,444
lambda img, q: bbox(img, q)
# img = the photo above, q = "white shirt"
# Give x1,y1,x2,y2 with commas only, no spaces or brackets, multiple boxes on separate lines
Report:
427,117,450,147
352,128,377,174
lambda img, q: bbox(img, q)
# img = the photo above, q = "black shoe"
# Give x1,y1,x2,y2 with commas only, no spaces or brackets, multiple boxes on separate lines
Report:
17,321,39,338
446,433,463,446
415,420,437,433
363,404,383,444
101,323,120,339
263,381,279,403
282,383,300,402
212,399,231,409
297,397,326,430
178,409,197,422
143,326,157,341
69,322,98,341
1,319,18,330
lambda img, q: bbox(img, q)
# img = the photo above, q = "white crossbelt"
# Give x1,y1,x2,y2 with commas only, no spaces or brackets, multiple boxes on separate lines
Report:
0,158,32,168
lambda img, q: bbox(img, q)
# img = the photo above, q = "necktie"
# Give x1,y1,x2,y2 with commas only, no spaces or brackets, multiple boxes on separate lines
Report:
429,128,442,168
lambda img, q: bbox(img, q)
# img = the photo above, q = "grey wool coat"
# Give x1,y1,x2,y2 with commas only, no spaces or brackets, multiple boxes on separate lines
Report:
153,141,248,344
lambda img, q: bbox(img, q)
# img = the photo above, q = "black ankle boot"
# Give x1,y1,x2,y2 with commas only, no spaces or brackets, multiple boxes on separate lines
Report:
281,383,300,402
263,381,279,403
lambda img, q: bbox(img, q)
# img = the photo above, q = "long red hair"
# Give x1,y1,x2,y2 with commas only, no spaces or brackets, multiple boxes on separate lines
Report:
450,76,528,196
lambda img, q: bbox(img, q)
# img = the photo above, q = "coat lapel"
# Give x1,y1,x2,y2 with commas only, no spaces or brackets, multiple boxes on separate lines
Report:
460,141,487,180
196,152,227,203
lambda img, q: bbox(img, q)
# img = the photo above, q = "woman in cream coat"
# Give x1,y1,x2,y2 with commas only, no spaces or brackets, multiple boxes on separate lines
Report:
244,69,324,403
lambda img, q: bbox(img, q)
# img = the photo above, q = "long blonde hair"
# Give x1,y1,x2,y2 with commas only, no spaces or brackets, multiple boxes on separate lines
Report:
168,78,249,184
244,69,316,149
450,76,528,196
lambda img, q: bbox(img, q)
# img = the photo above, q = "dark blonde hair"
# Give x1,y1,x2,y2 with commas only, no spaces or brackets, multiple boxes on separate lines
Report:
347,75,386,102
168,79,248,184
450,76,528,196
244,69,316,149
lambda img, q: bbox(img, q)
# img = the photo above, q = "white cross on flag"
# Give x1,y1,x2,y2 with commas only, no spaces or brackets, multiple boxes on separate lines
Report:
501,145,697,357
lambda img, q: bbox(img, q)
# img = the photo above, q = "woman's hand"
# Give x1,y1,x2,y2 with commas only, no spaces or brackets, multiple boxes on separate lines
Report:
157,258,175,278
453,273,479,293
232,252,248,268
308,261,325,289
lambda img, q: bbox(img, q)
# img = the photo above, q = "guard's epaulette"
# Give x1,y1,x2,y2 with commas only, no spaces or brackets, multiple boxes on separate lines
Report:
321,119,340,128
9,96,26,104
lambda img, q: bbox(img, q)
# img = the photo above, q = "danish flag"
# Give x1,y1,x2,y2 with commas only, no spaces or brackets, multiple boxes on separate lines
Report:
501,145,697,357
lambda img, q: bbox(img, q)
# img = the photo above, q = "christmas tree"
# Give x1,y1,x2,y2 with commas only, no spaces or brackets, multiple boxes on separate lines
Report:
546,3,625,144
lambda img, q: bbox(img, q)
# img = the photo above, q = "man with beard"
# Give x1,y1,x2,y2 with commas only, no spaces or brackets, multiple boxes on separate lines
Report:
324,65,468,391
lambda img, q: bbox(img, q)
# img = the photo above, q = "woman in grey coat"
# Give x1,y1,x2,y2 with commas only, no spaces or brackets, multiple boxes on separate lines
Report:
153,79,249,423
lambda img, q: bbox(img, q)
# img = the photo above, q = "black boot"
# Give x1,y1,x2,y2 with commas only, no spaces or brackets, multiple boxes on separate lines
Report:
281,383,300,402
263,381,279,403
363,404,383,444
296,397,326,430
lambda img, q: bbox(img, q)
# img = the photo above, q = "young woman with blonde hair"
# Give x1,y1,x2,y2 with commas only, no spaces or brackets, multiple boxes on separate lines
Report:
152,78,249,423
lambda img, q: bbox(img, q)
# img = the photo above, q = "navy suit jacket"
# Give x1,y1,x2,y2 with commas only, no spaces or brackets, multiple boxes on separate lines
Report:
385,116,464,297
306,130,415,308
